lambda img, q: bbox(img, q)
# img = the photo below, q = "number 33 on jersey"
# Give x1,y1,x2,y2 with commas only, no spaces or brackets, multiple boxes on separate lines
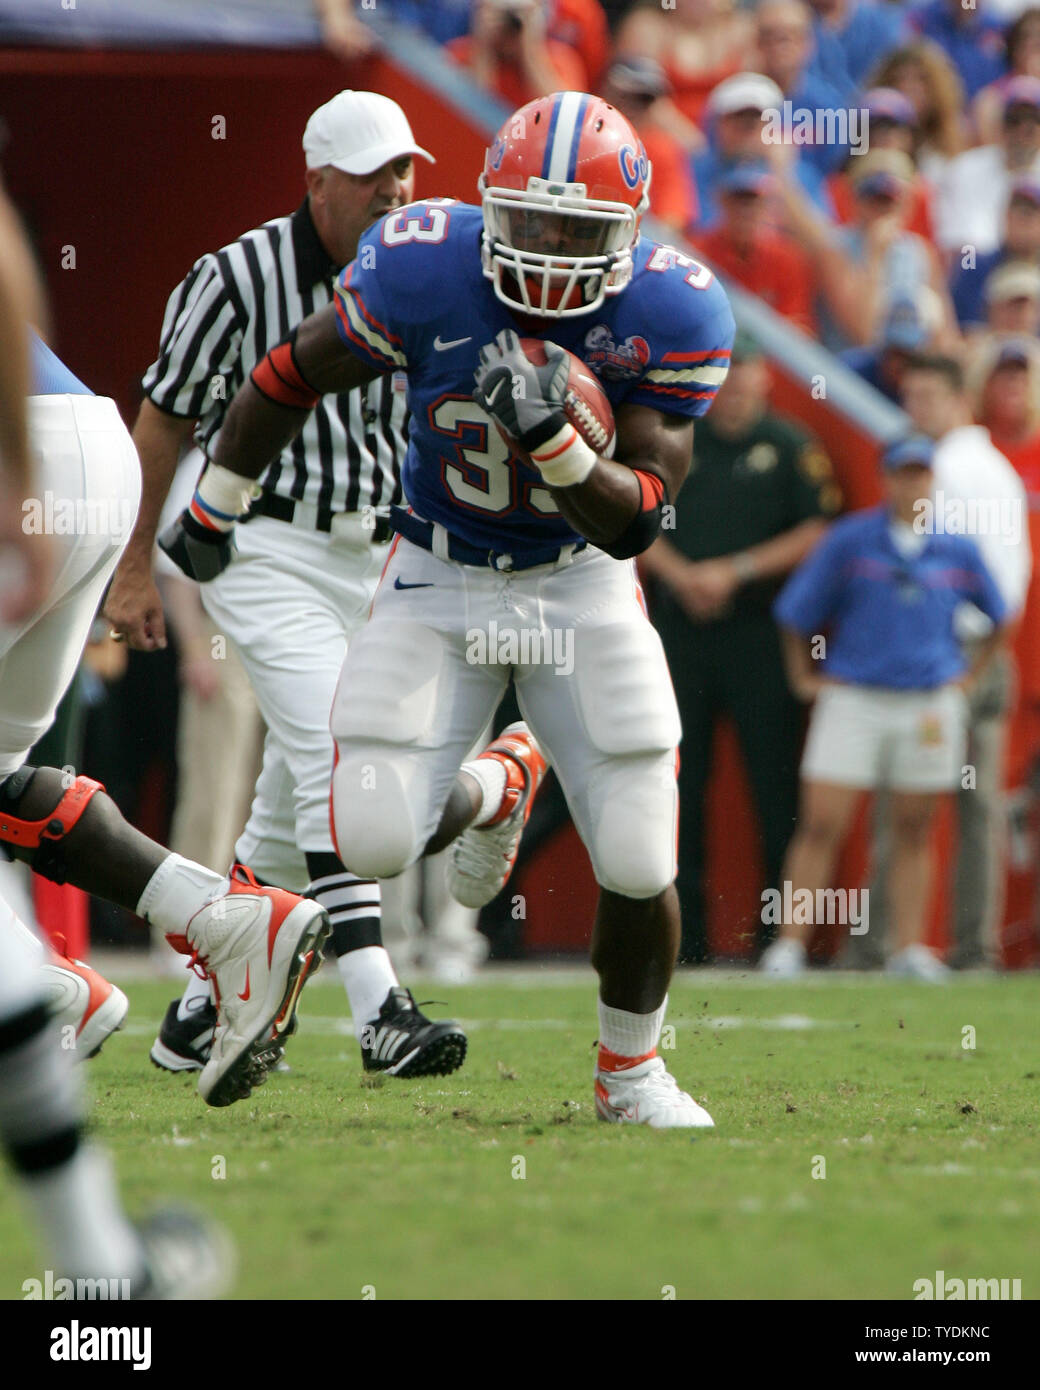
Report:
333,198,734,556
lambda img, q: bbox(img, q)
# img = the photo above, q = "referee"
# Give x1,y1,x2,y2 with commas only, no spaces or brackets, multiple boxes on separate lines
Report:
105,91,467,1078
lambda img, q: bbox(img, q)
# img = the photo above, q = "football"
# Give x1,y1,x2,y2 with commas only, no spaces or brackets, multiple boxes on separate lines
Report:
513,338,616,458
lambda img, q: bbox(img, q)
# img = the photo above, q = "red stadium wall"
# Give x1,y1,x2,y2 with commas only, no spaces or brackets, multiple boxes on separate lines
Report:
3,45,1035,964
0,47,486,413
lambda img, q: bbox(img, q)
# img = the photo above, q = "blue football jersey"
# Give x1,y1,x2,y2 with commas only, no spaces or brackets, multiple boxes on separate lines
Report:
334,200,734,552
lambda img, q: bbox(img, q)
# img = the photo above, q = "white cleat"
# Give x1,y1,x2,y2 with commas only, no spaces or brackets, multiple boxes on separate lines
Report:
131,1208,235,1300
172,864,329,1107
595,1057,715,1129
449,722,548,909
886,944,950,983
759,937,807,978
41,936,129,1060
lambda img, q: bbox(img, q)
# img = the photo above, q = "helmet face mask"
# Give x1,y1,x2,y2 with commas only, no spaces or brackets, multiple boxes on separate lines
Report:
479,94,650,318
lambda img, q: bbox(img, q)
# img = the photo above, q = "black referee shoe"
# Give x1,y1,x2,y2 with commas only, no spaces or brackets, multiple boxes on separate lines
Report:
360,987,467,1077
149,998,217,1073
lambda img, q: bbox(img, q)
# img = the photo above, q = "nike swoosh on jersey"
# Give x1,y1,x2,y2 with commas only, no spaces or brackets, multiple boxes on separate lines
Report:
394,578,434,590
433,335,473,351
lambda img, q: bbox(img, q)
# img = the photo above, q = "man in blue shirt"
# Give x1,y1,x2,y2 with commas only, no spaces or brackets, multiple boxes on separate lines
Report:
756,0,854,174
949,176,1040,330
910,0,1007,100
809,0,909,99
761,435,1009,980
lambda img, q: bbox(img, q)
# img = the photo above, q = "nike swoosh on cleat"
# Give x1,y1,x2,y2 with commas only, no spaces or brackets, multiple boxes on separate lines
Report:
238,964,251,1001
394,577,434,590
433,335,472,351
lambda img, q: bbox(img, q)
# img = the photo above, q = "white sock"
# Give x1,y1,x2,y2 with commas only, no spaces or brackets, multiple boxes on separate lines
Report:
460,758,507,826
176,968,214,1020
338,946,399,1033
22,1145,143,1283
597,996,668,1065
136,854,225,937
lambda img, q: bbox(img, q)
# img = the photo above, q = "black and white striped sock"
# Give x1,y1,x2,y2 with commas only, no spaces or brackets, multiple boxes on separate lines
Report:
305,853,398,1029
305,852,382,956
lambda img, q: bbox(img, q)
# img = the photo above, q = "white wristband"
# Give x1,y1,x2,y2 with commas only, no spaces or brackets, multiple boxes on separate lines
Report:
529,423,597,489
196,463,261,524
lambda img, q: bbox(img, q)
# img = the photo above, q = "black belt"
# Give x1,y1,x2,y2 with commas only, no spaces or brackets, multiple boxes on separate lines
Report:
389,505,586,572
246,491,392,543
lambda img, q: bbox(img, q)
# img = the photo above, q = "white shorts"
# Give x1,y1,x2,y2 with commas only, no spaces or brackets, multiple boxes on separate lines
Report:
800,682,969,793
329,537,682,900
201,511,386,890
0,395,140,778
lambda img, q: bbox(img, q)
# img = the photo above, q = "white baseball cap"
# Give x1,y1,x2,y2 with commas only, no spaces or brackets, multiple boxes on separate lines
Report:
707,72,784,118
303,90,435,176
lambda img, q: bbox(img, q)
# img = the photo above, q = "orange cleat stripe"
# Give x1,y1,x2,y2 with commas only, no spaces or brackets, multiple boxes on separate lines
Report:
597,1044,657,1073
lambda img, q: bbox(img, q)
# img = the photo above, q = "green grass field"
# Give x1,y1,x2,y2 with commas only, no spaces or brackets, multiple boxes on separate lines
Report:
2,968,1038,1301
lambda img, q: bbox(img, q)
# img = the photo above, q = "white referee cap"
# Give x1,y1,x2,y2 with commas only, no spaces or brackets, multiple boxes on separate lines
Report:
303,90,435,176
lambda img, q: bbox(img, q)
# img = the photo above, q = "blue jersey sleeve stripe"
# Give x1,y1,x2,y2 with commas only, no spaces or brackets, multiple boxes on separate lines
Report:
661,349,732,364
635,382,719,401
333,292,402,370
338,268,405,349
646,365,729,385
333,281,407,369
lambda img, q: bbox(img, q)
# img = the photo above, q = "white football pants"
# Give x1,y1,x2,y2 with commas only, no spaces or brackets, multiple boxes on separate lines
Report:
330,536,681,900
0,395,140,778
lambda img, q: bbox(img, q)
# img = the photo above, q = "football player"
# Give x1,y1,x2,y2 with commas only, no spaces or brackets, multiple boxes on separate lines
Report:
0,187,233,1296
161,92,735,1127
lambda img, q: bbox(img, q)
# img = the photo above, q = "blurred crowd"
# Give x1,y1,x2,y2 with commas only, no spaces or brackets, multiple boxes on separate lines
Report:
357,0,1040,974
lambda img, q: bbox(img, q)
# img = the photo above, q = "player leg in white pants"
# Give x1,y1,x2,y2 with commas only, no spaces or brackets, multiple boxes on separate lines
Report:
0,412,149,1250
0,396,140,1053
330,539,712,1127
1,396,329,1107
0,398,140,768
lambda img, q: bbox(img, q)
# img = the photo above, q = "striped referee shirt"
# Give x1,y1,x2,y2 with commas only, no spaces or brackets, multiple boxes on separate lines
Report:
142,199,406,526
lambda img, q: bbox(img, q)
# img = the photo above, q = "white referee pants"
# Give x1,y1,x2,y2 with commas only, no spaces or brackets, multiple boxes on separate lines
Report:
330,537,681,899
0,395,140,778
201,513,385,892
